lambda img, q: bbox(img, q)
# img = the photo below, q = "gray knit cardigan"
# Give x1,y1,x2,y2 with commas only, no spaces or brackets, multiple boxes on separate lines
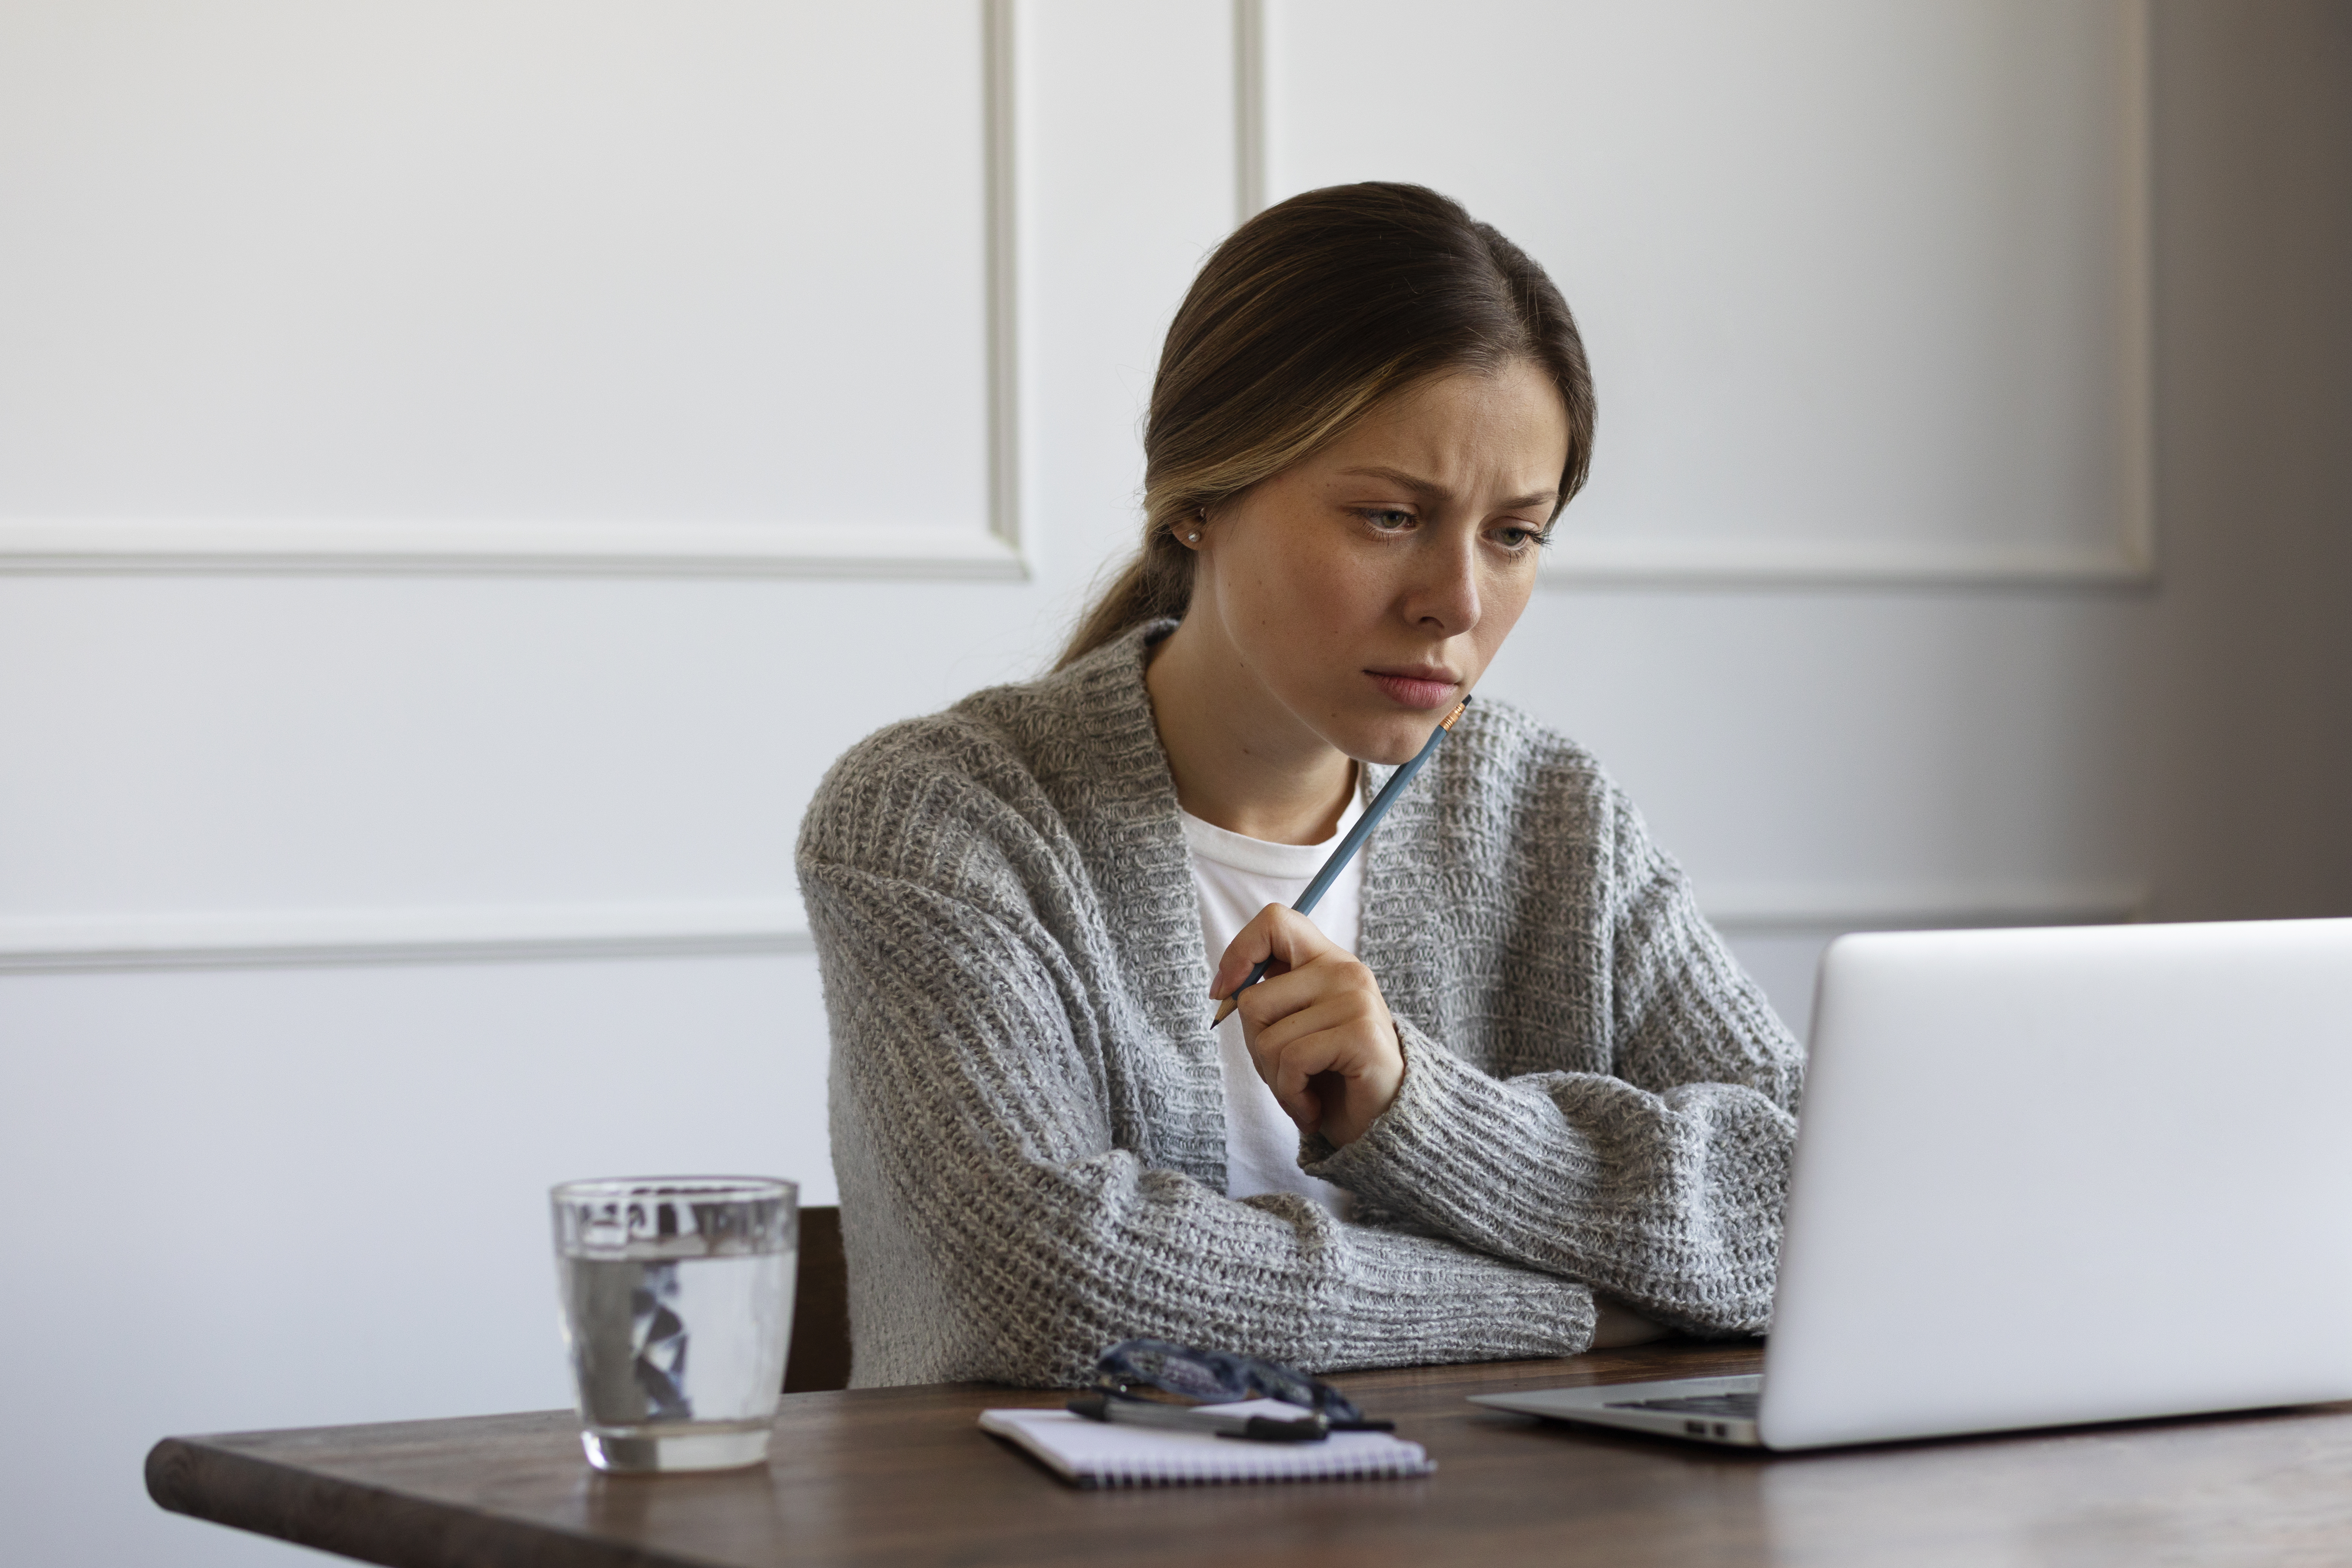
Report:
798,623,1803,1389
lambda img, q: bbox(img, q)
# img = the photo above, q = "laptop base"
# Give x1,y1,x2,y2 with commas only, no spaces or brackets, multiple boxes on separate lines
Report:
1471,1375,1765,1448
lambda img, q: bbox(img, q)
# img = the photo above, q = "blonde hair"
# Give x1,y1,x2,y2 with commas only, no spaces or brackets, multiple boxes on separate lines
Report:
1059,182,1597,668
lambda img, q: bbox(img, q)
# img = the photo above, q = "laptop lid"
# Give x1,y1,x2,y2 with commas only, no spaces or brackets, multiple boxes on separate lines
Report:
1758,917,2352,1451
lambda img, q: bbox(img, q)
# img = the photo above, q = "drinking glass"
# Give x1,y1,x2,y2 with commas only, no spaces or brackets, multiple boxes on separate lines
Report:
551,1176,798,1473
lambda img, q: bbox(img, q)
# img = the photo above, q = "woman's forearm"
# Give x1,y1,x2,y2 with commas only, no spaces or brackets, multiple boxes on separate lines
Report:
1302,1019,1795,1334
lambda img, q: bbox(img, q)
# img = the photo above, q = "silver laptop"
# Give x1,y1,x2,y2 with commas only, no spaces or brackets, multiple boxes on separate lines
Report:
1472,917,2352,1450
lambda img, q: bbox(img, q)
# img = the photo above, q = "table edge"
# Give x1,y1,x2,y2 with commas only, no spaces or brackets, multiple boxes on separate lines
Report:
146,1435,686,1568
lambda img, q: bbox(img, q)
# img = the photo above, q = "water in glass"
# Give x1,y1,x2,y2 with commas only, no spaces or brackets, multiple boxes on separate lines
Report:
552,1176,797,1472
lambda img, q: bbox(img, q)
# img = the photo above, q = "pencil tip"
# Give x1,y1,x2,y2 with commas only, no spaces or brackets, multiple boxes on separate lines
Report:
1211,997,1237,1026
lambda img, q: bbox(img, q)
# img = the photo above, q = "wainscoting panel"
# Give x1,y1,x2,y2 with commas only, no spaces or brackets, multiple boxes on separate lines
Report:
1248,0,2153,588
0,0,1023,579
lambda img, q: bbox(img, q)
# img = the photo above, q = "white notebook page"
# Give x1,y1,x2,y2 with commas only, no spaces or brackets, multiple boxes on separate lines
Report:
979,1399,1435,1488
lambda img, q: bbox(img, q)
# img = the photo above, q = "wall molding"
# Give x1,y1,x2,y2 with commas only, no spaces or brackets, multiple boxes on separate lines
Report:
0,879,2149,974
0,519,1026,580
1700,878,2149,934
982,0,1024,568
1232,0,1267,225
0,0,1025,583
1534,533,2153,591
1233,0,2156,592
0,903,815,974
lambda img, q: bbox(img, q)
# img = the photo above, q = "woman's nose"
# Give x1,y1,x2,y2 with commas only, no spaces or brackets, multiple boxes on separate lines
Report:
1406,538,1482,635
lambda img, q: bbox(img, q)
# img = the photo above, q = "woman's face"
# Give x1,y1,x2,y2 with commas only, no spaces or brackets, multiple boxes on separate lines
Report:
1189,359,1570,766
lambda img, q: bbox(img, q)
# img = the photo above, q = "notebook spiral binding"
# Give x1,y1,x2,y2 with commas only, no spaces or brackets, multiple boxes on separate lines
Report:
1071,1448,1435,1488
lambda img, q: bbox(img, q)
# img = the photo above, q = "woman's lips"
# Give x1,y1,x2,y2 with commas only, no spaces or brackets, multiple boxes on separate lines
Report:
1367,671,1460,710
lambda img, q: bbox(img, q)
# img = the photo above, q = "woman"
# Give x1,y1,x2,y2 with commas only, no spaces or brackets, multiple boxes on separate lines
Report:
799,183,1802,1390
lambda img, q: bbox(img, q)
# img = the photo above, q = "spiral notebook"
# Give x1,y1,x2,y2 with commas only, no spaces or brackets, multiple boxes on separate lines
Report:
979,1400,1435,1488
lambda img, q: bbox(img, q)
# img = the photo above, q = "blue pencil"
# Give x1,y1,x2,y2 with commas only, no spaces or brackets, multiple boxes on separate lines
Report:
1210,697,1470,1025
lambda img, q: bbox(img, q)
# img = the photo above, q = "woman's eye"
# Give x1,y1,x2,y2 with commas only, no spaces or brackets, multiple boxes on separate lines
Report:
1360,508,1416,532
1492,524,1549,550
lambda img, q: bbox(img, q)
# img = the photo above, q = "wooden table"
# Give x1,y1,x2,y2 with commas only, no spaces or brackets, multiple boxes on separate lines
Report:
147,1341,2352,1567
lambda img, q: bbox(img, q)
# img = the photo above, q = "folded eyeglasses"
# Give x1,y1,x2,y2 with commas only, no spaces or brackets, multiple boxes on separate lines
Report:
1082,1338,1394,1433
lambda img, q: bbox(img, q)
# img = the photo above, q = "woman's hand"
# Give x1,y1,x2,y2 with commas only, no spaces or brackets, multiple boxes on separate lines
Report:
1213,905,1403,1147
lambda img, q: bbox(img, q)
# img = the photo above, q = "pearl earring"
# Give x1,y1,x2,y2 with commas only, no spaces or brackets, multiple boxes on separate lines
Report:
1186,530,1201,544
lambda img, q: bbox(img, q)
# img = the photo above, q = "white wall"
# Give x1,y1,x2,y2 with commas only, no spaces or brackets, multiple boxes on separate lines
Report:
2,4,2344,1565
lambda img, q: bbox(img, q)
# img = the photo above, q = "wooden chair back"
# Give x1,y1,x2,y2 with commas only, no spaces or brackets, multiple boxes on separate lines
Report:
784,1204,852,1392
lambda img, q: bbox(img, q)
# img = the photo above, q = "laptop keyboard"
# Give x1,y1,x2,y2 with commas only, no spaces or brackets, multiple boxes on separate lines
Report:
1603,1392,1761,1420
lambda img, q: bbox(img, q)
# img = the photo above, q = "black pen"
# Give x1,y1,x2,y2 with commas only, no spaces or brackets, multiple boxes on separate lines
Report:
1065,1392,1329,1443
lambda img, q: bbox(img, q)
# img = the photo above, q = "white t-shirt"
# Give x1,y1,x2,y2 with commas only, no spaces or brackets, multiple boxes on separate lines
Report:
1178,787,1365,1219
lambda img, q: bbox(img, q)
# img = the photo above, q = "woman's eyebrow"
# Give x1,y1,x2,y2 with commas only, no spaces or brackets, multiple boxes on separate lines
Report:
1337,465,1558,511
1336,464,1444,498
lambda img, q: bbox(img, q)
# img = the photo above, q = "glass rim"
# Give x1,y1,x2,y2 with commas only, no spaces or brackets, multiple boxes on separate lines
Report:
551,1175,798,1203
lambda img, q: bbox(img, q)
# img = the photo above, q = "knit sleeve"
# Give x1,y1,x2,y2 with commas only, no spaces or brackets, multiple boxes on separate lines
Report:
1301,786,1803,1337
802,856,1604,1387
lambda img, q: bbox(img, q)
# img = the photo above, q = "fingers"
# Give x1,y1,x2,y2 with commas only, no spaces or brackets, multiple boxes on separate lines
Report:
1233,953,1378,1046
1236,962,1403,1143
1244,995,1338,1099
1210,907,1405,1145
1210,904,1338,1001
1260,1014,1350,1125
1247,992,1369,1088
1256,1017,1404,1143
